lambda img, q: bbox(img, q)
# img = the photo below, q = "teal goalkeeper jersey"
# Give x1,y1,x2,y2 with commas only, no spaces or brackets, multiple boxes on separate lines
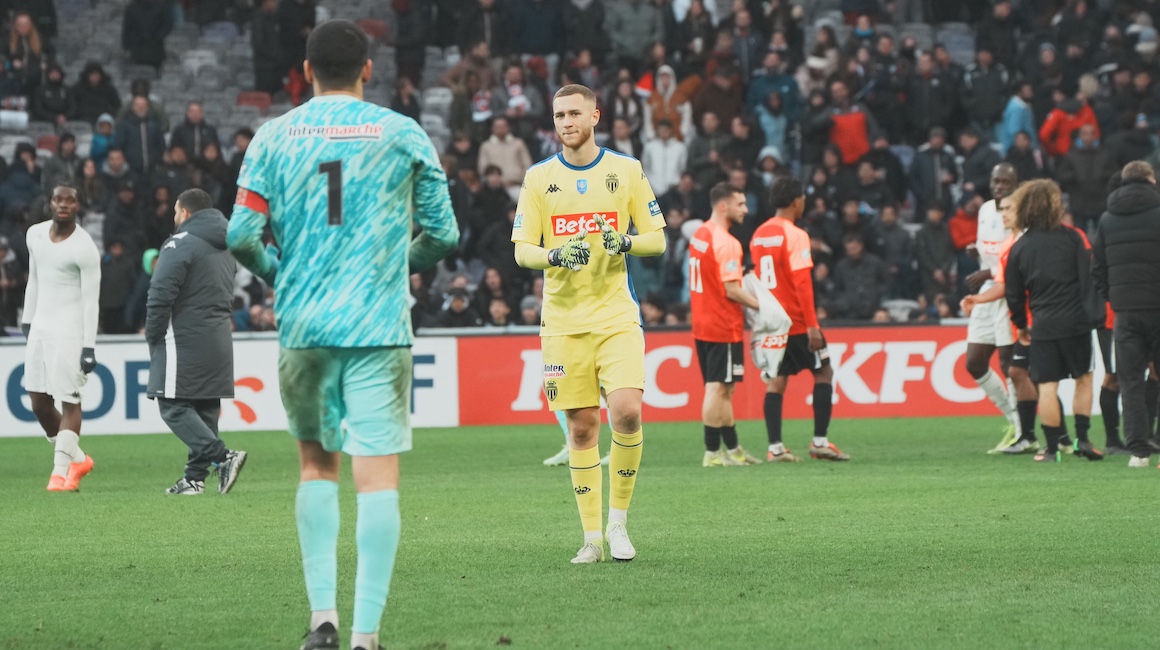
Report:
228,94,459,349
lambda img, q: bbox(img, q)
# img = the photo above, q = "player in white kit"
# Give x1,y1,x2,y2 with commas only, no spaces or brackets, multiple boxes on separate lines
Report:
22,184,101,491
961,164,1025,452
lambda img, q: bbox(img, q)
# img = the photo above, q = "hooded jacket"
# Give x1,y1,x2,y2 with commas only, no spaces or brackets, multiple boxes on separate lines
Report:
146,209,236,400
72,63,122,125
1093,179,1160,312
1039,99,1098,158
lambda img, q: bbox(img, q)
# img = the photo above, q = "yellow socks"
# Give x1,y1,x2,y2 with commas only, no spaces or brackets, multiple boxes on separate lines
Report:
609,429,643,514
568,445,603,539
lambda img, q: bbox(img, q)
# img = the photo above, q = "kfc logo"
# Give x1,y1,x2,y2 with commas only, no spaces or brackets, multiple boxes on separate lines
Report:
552,212,619,236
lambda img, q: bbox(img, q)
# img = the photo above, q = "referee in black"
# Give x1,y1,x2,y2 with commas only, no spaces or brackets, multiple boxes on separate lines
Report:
1005,179,1104,463
1093,161,1160,468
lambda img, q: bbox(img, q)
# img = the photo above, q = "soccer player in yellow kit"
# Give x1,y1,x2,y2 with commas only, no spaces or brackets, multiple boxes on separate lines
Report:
512,84,666,564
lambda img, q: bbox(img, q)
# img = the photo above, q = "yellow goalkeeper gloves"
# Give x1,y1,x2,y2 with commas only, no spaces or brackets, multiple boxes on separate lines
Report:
593,214,631,255
548,230,591,272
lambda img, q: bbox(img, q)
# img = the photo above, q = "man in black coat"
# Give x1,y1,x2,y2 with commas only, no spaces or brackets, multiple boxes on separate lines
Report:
147,189,247,495
169,102,221,163
122,0,173,70
1093,161,1160,466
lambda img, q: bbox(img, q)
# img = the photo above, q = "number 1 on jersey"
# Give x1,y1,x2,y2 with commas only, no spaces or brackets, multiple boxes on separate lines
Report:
318,160,343,226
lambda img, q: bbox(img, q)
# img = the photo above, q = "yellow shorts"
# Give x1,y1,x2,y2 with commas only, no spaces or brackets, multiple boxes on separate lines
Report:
541,326,645,411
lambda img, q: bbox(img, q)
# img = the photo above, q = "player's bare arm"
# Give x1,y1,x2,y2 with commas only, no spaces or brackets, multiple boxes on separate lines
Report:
724,280,761,311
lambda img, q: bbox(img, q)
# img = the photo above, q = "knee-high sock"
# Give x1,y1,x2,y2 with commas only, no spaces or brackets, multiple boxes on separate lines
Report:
704,425,722,452
609,429,642,522
555,410,569,443
296,481,340,614
1057,396,1069,435
1075,414,1091,443
1017,400,1038,442
569,446,602,540
976,369,1017,426
720,426,739,449
53,429,84,477
353,490,401,635
813,384,833,437
764,393,783,444
1100,387,1121,444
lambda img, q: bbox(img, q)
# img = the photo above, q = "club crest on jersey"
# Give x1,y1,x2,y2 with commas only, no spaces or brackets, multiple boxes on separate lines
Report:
605,173,619,194
544,363,566,379
552,212,618,236
577,179,588,194
545,380,558,401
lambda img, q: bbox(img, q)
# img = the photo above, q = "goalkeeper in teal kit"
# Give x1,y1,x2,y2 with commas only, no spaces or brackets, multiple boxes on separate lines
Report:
226,20,458,650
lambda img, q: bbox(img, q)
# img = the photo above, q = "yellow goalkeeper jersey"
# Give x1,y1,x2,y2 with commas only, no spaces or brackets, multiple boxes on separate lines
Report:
512,148,666,337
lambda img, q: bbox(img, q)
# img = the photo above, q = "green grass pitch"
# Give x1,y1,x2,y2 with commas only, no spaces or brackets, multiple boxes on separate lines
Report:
3,417,1160,649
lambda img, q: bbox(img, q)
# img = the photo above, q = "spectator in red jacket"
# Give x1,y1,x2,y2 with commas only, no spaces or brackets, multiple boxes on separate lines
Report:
1039,93,1099,159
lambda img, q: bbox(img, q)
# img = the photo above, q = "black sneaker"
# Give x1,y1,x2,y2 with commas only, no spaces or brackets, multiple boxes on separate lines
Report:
300,622,339,650
217,450,248,494
1074,440,1105,461
1105,443,1132,455
164,476,204,495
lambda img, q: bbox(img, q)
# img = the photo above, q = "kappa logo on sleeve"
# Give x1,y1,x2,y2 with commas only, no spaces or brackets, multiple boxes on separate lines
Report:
648,200,661,217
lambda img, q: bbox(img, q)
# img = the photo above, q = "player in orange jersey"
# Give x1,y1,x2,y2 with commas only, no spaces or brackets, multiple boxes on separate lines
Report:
749,177,849,462
688,182,764,467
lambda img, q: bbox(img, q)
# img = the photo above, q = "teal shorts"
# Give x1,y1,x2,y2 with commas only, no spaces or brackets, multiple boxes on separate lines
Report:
278,346,412,456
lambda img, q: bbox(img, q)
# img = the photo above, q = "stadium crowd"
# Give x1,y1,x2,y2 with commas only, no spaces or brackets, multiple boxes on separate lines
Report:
0,0,1158,334
411,0,1160,330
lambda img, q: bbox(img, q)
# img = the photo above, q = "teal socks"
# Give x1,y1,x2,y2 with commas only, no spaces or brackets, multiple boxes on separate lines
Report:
297,480,340,612
352,489,401,635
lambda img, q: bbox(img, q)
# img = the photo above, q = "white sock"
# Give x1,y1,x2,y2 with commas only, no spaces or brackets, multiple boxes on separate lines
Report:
351,631,377,650
583,530,602,544
768,443,786,454
53,430,83,476
608,508,627,525
812,436,828,447
976,370,1017,423
311,610,338,631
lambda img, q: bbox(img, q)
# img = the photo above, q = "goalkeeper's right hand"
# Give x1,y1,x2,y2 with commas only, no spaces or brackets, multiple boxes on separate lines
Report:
547,231,591,272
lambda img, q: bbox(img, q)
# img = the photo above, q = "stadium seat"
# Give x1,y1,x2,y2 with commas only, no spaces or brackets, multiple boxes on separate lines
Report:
63,121,93,138
36,134,59,153
882,299,922,322
901,23,935,50
182,49,220,77
26,122,56,139
201,21,239,48
357,18,389,43
125,64,159,82
236,91,272,113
